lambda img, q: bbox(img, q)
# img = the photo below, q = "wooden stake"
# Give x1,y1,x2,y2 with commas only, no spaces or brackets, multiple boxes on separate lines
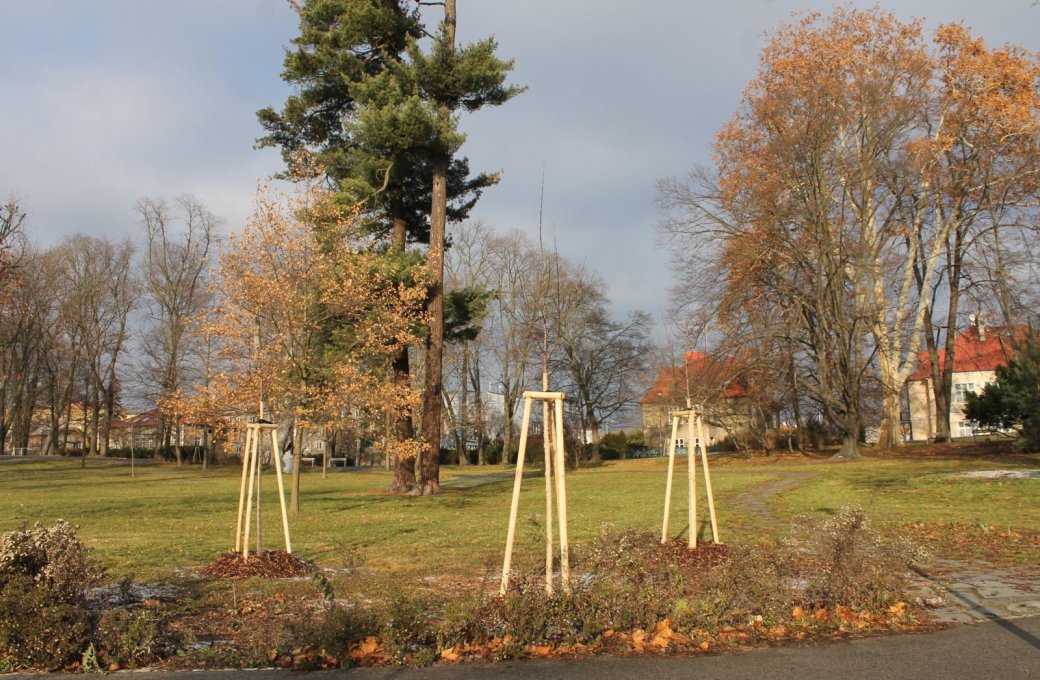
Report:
235,426,253,553
236,423,294,559
697,414,720,543
687,414,697,550
661,409,723,550
271,428,293,553
553,396,571,595
542,399,554,596
661,415,680,543
242,430,258,560
500,397,532,596
500,391,571,597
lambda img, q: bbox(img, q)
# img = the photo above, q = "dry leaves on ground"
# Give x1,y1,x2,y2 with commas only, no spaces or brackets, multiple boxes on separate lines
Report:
201,551,312,579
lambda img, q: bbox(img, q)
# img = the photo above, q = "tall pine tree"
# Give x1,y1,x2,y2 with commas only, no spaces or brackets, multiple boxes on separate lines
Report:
258,0,520,494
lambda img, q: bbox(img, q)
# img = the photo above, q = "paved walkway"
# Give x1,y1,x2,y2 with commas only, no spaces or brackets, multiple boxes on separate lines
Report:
909,559,1040,624
731,469,1040,625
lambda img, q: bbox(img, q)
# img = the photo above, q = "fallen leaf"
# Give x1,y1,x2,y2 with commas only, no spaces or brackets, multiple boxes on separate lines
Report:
523,644,553,657
360,637,380,656
699,641,711,651
888,601,907,615
439,647,461,662
792,605,806,619
651,619,675,648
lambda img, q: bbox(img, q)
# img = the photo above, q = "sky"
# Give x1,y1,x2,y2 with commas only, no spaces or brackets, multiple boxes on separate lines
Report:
2,0,1037,335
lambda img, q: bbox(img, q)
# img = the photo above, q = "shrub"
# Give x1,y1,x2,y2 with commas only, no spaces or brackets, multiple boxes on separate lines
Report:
794,507,925,611
966,336,1040,451
95,609,165,668
0,576,94,670
0,520,104,603
0,521,105,670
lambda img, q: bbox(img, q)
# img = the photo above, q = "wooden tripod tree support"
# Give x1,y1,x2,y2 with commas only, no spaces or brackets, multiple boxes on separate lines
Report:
235,422,292,560
661,408,720,549
500,390,571,597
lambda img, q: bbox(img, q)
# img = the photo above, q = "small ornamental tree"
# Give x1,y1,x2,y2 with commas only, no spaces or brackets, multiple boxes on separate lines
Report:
965,336,1040,451
164,164,428,504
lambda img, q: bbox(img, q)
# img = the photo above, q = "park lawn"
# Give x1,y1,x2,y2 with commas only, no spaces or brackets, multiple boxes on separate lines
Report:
1,449,1037,582
768,455,1040,528
0,457,767,582
766,452,1040,564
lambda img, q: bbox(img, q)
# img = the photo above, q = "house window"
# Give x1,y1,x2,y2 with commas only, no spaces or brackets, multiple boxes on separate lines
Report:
953,382,976,404
314,440,325,451
675,437,685,449
957,420,974,437
194,435,202,447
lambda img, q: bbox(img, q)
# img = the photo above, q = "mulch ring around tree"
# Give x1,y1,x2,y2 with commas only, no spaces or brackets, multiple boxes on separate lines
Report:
660,540,731,570
202,550,313,579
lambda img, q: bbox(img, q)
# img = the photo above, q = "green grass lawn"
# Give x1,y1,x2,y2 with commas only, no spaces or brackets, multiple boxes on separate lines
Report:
1,449,1037,582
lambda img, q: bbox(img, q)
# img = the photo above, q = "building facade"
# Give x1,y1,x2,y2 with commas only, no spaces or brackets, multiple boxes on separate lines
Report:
905,322,1027,441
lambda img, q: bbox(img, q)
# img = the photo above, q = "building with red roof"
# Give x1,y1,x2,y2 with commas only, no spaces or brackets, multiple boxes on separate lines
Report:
641,351,752,451
906,321,1029,440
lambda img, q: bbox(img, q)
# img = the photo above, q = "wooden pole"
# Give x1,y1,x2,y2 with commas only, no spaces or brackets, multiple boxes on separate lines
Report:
661,414,680,543
685,415,696,549
255,433,263,554
523,390,566,400
242,428,258,560
687,415,698,549
697,414,720,543
553,396,571,595
271,427,293,553
542,398,554,596
500,396,532,595
235,426,253,553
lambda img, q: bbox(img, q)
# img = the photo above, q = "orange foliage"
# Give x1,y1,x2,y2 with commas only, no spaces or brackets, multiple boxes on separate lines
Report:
163,162,428,456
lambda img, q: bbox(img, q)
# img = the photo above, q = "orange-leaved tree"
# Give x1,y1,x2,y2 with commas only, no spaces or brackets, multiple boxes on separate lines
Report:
164,167,428,510
659,7,1040,456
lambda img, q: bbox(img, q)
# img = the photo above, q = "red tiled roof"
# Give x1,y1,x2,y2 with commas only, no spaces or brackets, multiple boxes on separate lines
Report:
643,351,749,404
907,324,1029,382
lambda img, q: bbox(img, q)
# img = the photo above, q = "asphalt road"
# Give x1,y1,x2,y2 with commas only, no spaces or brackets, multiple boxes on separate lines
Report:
9,615,1038,680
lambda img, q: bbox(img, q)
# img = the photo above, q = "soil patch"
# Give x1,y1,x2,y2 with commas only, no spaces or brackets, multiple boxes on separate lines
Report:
202,550,312,579
660,539,731,570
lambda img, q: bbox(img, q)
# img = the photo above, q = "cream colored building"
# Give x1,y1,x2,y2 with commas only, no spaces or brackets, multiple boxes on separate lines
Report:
905,323,1027,441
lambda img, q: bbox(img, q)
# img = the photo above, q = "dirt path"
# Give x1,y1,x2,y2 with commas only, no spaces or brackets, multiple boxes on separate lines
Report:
729,470,815,530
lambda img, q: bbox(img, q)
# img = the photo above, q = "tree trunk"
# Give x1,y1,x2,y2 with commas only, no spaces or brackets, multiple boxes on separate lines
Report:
174,424,183,466
417,0,458,496
458,344,470,465
387,208,419,494
202,427,210,470
876,390,903,450
834,431,862,459
470,359,485,465
420,152,448,495
788,347,805,452
501,395,513,465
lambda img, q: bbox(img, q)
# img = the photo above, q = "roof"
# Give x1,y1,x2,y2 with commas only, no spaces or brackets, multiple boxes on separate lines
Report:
907,324,1029,382
643,351,748,405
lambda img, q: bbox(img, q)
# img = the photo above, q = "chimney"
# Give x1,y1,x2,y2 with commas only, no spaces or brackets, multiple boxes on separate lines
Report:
975,314,985,342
